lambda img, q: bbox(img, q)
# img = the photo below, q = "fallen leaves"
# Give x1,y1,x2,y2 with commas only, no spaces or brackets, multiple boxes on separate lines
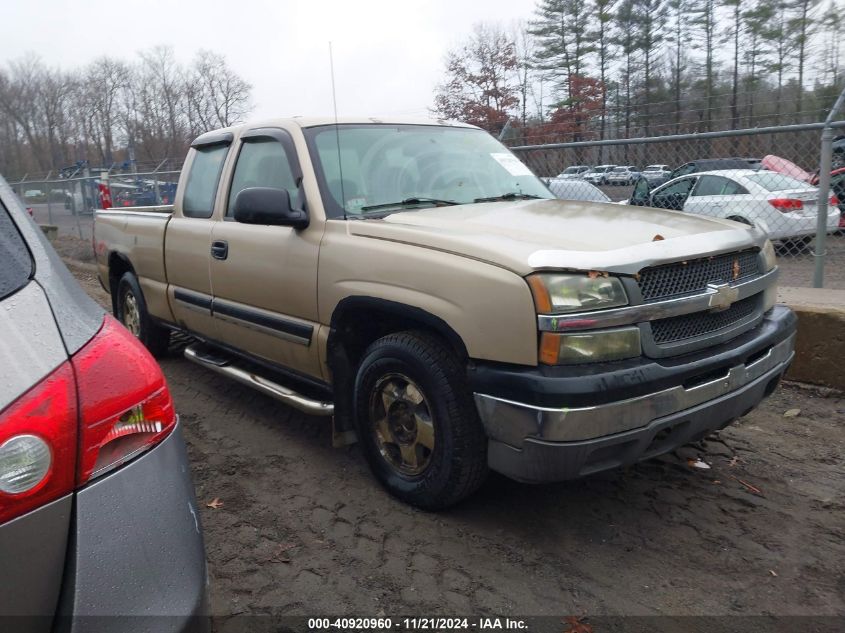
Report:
688,458,711,470
274,542,295,563
783,408,801,418
206,497,224,510
769,570,778,577
652,234,665,241
729,474,763,496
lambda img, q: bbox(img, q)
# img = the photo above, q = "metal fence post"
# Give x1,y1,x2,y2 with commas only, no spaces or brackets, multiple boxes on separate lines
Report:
813,87,845,288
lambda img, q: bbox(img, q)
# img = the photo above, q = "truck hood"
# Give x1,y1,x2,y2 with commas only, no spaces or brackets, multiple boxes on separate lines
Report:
347,199,767,276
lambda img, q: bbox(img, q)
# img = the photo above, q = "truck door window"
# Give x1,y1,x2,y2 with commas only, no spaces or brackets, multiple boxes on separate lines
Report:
183,144,230,218
227,139,297,216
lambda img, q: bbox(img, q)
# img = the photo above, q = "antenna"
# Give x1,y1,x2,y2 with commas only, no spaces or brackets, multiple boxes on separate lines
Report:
329,41,347,219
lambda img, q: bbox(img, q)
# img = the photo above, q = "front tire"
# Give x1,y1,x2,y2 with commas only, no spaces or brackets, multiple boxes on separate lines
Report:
116,272,170,357
353,331,488,510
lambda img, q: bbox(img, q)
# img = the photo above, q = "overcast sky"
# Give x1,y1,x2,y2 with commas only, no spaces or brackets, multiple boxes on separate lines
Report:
0,0,538,120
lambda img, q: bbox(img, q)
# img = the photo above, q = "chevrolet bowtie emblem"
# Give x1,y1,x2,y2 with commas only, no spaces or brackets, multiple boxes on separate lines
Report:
708,283,739,312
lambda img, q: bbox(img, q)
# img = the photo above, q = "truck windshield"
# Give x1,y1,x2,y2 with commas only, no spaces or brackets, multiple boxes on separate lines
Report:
304,124,553,218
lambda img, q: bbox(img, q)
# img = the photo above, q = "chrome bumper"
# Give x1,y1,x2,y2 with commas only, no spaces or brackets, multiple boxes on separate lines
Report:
474,332,795,446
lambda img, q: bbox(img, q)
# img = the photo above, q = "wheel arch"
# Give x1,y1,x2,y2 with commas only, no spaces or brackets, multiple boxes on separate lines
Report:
327,296,469,366
107,251,136,315
325,296,470,437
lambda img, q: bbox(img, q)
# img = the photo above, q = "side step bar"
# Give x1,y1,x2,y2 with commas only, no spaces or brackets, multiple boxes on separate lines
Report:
184,344,334,417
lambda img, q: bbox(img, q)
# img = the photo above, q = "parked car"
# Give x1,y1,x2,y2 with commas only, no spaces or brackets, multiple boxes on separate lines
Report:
739,157,763,170
555,165,591,180
833,135,844,169
606,165,640,186
95,118,795,509
546,178,611,202
641,164,671,185
582,164,617,184
667,158,752,182
629,169,840,241
0,176,209,630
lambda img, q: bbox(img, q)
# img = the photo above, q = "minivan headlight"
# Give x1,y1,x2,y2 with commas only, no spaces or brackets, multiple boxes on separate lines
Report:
527,273,628,314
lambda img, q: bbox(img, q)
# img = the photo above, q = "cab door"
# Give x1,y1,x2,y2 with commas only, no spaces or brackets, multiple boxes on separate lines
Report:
165,135,232,336
209,127,323,379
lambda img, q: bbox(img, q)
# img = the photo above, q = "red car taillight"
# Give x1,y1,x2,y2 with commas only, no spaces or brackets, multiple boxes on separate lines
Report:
0,315,176,524
768,198,804,212
72,316,176,485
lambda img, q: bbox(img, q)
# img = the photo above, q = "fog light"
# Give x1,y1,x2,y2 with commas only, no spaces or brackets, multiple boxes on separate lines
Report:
0,435,51,495
540,327,641,365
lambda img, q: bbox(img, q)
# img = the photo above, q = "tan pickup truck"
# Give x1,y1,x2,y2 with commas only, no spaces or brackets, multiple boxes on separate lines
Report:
94,117,796,509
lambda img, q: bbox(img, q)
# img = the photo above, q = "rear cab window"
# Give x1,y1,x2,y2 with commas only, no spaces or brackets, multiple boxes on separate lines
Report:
182,143,230,218
0,198,33,301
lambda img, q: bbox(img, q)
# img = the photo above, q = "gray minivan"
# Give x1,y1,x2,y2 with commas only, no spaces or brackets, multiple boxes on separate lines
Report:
0,175,208,633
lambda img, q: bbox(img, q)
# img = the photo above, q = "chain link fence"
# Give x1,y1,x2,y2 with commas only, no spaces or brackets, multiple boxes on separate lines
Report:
511,121,845,289
8,169,181,242
9,118,845,288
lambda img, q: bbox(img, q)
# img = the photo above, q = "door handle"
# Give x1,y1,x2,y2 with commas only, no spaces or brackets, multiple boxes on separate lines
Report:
211,240,228,260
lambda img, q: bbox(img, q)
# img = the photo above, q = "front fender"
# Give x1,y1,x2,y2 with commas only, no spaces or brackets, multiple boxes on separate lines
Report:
318,223,538,366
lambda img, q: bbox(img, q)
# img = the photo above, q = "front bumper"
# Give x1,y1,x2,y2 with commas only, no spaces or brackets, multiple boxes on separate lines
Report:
471,306,796,483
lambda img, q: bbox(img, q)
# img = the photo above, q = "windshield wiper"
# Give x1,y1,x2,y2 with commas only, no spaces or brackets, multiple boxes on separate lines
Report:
359,197,459,212
473,193,544,203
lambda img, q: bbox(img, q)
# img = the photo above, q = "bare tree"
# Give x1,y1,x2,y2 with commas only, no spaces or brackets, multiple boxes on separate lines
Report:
665,0,689,133
789,0,821,120
588,0,617,142
186,50,253,135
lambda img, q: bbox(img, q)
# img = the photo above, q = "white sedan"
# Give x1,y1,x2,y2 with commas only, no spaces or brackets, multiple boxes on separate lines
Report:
631,169,840,241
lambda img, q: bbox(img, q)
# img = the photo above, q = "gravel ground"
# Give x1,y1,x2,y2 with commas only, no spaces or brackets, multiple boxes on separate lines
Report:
66,260,845,624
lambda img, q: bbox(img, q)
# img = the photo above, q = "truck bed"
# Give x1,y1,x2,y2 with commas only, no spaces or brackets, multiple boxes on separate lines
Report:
93,205,174,318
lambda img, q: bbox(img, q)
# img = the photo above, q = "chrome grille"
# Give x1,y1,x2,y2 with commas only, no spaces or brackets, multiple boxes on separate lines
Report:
639,250,760,302
651,295,760,345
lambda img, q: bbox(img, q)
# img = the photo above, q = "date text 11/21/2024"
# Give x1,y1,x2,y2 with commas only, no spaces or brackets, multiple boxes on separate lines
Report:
307,617,529,630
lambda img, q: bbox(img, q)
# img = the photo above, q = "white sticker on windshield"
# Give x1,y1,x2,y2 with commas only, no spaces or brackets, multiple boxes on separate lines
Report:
491,152,533,177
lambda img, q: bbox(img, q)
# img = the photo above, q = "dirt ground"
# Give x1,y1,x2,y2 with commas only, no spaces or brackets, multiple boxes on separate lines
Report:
67,260,845,622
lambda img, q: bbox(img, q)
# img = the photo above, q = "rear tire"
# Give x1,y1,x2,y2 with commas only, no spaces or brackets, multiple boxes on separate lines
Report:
353,331,488,510
116,272,170,357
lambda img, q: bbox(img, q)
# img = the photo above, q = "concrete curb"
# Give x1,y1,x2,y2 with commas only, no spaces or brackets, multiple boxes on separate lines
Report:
779,287,845,391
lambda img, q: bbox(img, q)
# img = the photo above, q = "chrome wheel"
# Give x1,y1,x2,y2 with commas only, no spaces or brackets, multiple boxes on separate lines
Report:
368,373,435,476
122,291,141,337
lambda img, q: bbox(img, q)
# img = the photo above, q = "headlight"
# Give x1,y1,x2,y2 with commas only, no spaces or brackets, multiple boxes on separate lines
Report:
539,328,641,365
761,240,776,272
527,273,628,314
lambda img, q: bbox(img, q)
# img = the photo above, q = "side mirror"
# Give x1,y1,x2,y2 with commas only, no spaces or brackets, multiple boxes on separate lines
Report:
233,187,308,229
